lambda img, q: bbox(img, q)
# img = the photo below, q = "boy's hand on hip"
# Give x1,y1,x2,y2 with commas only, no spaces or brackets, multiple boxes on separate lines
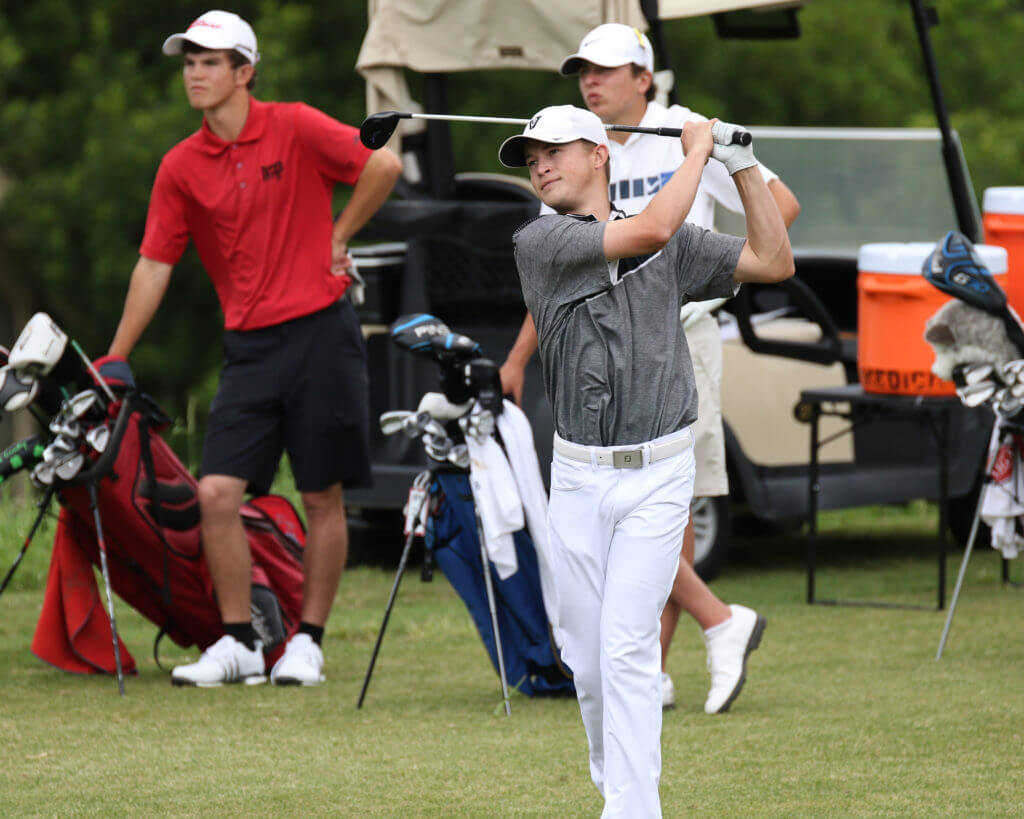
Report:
331,238,353,276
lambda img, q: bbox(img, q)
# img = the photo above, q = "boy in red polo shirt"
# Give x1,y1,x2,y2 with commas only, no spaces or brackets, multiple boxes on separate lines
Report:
107,10,402,687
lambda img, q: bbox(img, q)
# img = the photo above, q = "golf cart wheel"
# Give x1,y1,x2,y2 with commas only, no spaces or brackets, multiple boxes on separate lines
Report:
692,495,731,581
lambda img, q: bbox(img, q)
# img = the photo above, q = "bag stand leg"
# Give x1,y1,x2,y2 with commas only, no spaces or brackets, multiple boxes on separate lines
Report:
88,482,125,696
936,479,987,660
357,470,432,709
472,506,512,717
0,487,55,599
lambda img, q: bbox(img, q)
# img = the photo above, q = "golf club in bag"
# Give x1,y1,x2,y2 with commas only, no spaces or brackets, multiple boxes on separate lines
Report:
0,314,307,695
920,233,1024,657
357,314,572,713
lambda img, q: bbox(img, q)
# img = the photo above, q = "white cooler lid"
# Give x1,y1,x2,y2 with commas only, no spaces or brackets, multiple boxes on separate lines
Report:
858,241,1008,275
983,186,1024,215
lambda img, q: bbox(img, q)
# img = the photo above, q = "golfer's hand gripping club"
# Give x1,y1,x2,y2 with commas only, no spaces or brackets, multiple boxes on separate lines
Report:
711,121,758,176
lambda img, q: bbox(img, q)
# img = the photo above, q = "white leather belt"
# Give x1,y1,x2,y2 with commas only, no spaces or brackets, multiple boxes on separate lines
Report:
553,428,692,469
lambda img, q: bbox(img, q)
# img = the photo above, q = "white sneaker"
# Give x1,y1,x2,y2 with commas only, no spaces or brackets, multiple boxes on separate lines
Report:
171,635,266,688
661,671,676,710
703,604,766,714
270,633,325,686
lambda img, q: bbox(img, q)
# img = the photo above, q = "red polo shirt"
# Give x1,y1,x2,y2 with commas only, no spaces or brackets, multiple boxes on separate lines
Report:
140,97,373,330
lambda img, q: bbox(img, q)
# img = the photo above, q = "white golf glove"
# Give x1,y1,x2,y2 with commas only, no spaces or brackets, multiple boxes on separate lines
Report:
711,121,758,176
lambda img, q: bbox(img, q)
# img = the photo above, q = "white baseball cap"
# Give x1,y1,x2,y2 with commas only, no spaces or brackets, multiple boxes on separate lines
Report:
498,105,609,168
559,23,654,76
162,10,260,65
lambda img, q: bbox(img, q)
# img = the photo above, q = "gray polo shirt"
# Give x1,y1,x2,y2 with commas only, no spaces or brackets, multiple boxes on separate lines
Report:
513,213,743,447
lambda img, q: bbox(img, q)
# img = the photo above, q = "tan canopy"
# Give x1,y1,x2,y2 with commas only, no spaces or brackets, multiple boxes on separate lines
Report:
356,0,807,142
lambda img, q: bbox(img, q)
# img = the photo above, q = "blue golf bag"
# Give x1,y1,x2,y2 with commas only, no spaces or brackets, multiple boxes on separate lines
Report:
425,471,573,697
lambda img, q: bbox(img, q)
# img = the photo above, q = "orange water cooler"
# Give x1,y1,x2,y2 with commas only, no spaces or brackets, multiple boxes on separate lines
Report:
857,242,1008,396
982,187,1024,317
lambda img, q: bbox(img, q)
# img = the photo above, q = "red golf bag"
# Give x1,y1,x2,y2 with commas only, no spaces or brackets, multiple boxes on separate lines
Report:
31,393,306,675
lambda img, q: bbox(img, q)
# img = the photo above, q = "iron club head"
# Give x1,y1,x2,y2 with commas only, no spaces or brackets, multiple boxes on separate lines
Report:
380,409,414,436
957,381,997,408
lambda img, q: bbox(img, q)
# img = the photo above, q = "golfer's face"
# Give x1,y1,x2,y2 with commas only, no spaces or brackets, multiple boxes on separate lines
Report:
183,50,245,111
579,62,645,123
524,140,595,211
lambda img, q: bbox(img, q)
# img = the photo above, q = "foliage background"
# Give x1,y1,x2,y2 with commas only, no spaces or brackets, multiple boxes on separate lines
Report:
2,0,1024,436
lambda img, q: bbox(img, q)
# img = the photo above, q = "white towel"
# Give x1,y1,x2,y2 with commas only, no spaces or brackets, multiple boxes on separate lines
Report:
465,424,523,580
495,400,563,649
981,425,1024,559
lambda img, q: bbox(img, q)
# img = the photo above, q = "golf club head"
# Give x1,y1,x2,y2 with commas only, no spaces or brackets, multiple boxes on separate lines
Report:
448,443,470,469
922,231,1007,317
402,411,432,438
359,111,404,149
86,424,110,453
424,433,453,461
422,419,448,439
951,362,996,388
66,389,104,421
30,461,55,488
957,381,997,408
1003,360,1024,381
0,365,40,413
1011,383,1024,399
390,314,453,359
417,391,472,421
9,312,69,376
49,416,82,440
44,437,77,463
379,409,414,436
54,451,85,482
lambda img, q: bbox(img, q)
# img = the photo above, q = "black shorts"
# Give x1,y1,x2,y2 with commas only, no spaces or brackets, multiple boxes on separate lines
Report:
201,299,372,495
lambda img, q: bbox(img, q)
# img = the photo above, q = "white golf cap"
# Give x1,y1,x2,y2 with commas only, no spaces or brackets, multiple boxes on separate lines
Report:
162,10,260,65
559,23,654,76
498,105,609,168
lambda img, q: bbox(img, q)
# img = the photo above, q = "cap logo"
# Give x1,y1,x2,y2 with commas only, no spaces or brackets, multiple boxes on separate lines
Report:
632,28,644,47
189,19,222,30
529,115,541,129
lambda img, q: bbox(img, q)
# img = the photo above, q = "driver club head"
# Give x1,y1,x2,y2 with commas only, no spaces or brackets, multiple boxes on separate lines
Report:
380,410,414,436
359,111,404,149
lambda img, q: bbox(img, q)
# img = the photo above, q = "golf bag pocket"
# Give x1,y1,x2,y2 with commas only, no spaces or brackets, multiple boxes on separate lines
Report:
425,471,573,697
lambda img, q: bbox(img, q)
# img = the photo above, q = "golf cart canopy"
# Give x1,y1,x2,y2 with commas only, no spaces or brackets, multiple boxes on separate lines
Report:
357,1,807,108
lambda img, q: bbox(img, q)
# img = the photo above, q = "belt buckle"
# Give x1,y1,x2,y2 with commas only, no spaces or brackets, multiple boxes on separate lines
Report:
613,449,643,469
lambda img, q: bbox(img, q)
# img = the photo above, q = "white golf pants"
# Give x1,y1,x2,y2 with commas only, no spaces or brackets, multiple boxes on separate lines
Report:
548,427,694,819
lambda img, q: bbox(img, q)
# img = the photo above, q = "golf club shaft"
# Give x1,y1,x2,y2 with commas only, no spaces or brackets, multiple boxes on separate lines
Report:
89,483,125,696
362,110,751,148
0,488,54,599
473,507,512,717
357,472,432,709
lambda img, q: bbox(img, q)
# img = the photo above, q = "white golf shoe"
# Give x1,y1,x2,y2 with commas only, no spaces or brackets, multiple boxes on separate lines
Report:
270,633,325,686
703,604,766,714
171,635,266,687
661,671,676,710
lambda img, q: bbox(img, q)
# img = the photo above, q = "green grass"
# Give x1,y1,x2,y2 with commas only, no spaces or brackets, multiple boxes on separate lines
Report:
1,493,1023,816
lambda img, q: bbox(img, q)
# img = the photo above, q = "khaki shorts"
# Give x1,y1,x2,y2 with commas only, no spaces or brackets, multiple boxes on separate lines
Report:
685,312,728,498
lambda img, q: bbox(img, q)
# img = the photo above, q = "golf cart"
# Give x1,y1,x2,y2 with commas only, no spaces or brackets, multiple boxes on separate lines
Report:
345,0,991,578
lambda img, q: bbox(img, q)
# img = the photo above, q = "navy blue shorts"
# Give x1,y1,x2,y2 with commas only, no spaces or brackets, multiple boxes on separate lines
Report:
201,299,372,495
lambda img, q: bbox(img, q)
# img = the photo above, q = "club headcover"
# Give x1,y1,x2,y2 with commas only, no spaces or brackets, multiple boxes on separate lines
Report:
922,231,1007,316
390,313,452,358
92,354,136,393
9,313,68,376
0,365,40,413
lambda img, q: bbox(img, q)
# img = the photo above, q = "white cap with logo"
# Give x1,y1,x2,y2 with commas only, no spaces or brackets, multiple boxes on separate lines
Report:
498,105,609,168
559,23,654,76
163,10,260,65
